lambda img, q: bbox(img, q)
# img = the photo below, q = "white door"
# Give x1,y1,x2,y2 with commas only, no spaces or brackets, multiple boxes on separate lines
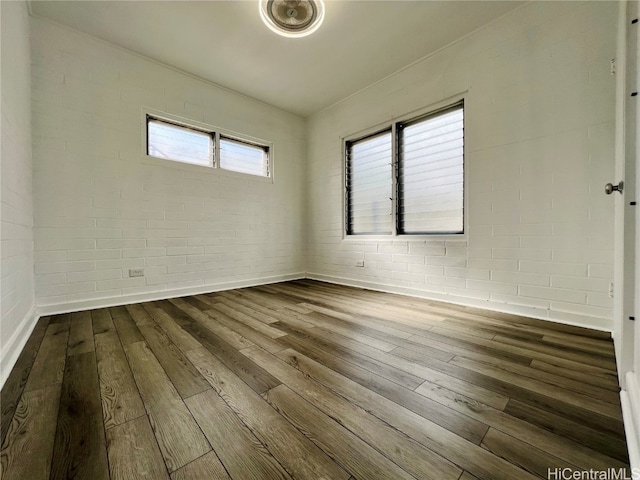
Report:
615,0,639,470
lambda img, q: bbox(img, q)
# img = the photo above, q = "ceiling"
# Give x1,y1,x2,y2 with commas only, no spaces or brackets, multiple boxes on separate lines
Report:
29,1,524,118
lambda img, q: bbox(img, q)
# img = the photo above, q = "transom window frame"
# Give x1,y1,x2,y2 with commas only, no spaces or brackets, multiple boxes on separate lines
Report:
343,96,467,240
142,109,274,182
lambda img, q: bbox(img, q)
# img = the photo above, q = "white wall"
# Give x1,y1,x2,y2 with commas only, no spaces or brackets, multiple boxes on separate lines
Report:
1,1,36,386
31,18,306,313
306,1,618,330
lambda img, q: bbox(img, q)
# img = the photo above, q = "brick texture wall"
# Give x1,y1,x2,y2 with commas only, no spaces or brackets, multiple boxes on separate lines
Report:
1,0,35,384
306,1,618,330
31,18,307,312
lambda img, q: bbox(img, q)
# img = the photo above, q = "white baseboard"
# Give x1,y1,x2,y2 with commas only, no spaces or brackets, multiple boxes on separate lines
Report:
37,272,306,316
621,372,640,470
1,305,39,391
306,272,611,333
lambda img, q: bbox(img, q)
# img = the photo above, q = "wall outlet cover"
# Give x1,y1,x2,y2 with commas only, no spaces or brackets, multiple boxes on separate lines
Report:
129,268,144,277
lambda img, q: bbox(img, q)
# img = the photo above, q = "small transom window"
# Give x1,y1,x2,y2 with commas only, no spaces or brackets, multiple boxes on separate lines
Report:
146,114,271,178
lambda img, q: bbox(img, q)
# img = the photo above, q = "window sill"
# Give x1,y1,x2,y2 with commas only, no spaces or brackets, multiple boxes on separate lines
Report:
342,233,467,243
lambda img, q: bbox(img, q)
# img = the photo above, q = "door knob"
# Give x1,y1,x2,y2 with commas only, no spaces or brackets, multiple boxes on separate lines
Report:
605,181,624,195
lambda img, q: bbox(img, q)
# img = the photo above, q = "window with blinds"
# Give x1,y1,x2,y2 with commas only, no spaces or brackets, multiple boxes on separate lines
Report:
346,130,393,235
398,104,464,234
344,100,464,237
146,114,271,178
220,136,270,177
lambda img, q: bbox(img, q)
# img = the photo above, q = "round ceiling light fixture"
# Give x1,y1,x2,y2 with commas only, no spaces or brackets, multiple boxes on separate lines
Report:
259,0,325,38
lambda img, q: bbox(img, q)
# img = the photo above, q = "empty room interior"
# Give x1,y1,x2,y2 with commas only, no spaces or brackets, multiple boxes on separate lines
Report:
1,0,639,479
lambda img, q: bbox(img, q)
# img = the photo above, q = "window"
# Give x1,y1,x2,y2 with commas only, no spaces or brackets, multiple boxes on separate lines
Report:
398,105,464,234
346,130,393,235
345,101,464,236
220,136,270,177
146,114,271,178
147,118,213,167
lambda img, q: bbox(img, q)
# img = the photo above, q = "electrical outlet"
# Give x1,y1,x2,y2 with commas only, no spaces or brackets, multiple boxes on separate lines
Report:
356,260,365,267
609,282,614,298
129,268,144,277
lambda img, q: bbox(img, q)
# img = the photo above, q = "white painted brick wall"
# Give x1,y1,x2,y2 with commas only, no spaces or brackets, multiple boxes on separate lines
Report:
31,17,306,309
306,2,618,330
1,1,35,363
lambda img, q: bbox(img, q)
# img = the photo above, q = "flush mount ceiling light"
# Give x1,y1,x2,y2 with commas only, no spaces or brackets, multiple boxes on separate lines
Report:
259,0,325,38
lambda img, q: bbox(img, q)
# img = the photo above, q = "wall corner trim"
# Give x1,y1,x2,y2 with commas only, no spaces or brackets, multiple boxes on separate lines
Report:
0,305,39,390
621,372,640,470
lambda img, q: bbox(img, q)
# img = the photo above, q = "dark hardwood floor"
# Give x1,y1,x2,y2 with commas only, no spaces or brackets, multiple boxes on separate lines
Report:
0,280,629,480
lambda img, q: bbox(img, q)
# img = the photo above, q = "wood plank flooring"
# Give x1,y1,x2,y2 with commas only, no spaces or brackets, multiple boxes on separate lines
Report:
0,280,630,480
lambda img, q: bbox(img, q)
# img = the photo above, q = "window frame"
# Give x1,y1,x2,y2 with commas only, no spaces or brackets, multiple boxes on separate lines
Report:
343,97,466,241
143,109,273,181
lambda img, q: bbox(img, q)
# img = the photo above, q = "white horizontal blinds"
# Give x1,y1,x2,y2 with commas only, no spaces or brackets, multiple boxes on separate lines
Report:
347,130,393,235
220,136,269,177
147,118,212,167
398,104,464,234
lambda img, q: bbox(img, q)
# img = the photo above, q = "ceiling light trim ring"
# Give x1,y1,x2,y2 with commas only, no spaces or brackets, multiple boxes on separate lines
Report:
259,0,325,38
